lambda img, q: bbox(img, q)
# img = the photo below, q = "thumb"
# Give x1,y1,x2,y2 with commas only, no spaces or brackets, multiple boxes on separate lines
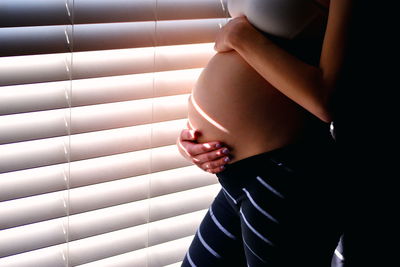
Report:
180,128,201,142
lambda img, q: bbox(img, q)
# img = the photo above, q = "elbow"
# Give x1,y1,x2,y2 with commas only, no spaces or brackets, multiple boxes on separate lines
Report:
311,75,334,123
299,96,333,123
313,92,334,123
308,88,334,123
316,109,333,123
302,98,332,123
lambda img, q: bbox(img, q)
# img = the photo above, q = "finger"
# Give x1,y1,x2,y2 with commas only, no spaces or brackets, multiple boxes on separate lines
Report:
180,128,201,142
192,147,230,163
200,155,230,171
187,142,226,157
176,137,191,160
206,165,227,174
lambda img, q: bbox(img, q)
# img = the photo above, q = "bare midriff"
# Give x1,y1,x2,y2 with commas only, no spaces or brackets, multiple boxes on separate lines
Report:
188,51,308,163
187,9,328,163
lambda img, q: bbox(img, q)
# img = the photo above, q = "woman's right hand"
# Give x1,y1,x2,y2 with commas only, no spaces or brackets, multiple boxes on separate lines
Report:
177,128,231,174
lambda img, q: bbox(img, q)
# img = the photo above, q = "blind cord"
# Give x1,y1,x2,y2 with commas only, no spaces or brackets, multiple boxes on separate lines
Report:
148,0,159,266
64,0,75,266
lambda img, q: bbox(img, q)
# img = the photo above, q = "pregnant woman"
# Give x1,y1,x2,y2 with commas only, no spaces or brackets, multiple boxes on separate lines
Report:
179,0,352,266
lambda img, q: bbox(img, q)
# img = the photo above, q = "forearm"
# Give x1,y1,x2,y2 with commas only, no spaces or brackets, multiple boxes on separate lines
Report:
231,33,332,122
216,0,352,123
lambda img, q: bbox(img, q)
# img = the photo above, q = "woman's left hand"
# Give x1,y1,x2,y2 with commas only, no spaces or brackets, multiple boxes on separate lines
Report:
214,16,259,53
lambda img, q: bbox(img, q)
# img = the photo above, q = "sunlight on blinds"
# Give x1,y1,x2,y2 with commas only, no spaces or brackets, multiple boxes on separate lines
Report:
0,0,228,266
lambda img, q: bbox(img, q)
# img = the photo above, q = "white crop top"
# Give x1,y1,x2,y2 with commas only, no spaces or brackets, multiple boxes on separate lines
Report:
228,0,321,39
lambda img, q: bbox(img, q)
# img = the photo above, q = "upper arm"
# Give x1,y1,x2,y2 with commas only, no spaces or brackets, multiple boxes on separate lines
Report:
319,0,354,89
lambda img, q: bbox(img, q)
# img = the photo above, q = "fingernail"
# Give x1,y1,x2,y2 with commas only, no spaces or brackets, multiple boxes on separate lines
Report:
224,157,230,163
220,165,225,170
222,148,229,154
215,143,222,148
204,144,212,149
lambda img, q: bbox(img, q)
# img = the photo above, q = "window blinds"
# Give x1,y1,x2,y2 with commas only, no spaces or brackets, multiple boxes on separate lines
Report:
0,0,228,266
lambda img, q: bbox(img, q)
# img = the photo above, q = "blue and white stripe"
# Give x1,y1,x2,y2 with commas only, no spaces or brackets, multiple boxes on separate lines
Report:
256,176,285,199
242,188,279,224
209,206,237,240
197,228,222,258
243,237,267,264
239,208,274,246
186,252,197,267
222,187,238,204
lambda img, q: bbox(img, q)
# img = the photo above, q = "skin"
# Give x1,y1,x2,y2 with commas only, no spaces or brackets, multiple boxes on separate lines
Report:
177,0,352,173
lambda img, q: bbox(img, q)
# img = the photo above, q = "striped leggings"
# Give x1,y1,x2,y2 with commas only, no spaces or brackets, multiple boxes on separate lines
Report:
182,141,343,267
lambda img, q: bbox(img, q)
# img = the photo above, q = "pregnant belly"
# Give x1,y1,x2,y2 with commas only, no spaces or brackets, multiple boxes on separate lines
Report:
188,51,308,163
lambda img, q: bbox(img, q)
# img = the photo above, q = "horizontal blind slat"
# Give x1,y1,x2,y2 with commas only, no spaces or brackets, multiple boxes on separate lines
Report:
0,69,202,116
69,202,150,241
0,109,69,145
70,119,186,161
70,145,190,188
164,262,183,267
1,167,216,227
1,190,216,264
67,220,150,265
147,237,191,267
0,0,227,27
0,191,68,230
150,166,217,198
0,165,67,202
0,43,215,86
0,26,71,57
0,163,215,204
0,81,70,116
0,1,228,265
0,182,218,241
0,53,70,86
164,262,184,267
156,0,227,21
70,208,206,248
0,118,187,173
149,184,220,222
69,170,216,235
0,244,67,267
0,131,189,174
1,143,190,185
67,200,216,266
0,0,69,27
74,19,223,51
0,94,189,145
76,236,193,267
0,137,69,173
71,68,201,107
0,0,227,266
0,218,68,258
0,19,225,56
0,184,148,231
1,146,200,228
70,94,189,135
72,44,214,80
0,173,211,264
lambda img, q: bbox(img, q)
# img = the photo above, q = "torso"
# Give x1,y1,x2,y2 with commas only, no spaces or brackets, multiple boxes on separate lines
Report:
187,1,328,163
188,52,308,162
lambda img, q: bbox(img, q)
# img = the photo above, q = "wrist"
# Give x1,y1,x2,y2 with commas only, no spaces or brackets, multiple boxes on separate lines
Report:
230,18,270,54
227,19,247,51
